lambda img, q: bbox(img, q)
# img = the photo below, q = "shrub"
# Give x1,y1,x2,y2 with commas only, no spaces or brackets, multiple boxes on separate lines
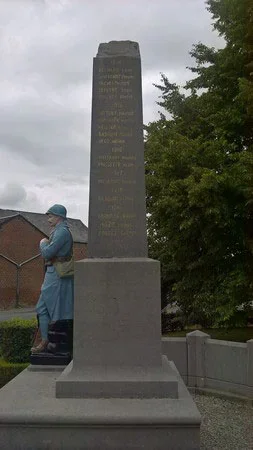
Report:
0,318,37,363
161,312,185,334
0,359,29,388
219,310,249,328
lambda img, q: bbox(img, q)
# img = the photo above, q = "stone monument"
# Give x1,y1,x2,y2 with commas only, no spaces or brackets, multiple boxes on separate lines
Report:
56,40,178,399
0,41,201,450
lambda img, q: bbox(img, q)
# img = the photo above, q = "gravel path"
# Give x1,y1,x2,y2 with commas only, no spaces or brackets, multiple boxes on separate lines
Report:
193,394,253,450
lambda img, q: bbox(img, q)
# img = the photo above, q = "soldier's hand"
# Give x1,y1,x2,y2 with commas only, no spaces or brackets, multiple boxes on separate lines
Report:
40,238,49,244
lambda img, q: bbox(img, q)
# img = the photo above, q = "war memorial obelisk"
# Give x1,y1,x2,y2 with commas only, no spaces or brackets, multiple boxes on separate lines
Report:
56,40,179,399
0,41,200,450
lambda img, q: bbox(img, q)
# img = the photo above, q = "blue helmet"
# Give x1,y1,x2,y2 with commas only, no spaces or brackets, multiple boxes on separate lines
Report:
46,204,67,219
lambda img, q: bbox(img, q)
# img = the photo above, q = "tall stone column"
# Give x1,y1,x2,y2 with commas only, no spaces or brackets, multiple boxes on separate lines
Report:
88,41,148,259
56,41,177,398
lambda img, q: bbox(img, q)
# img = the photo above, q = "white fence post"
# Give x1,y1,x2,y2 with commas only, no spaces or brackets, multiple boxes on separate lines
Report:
187,330,210,388
247,339,253,388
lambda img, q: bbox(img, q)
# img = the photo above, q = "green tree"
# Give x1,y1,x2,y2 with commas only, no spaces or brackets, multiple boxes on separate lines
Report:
145,0,253,326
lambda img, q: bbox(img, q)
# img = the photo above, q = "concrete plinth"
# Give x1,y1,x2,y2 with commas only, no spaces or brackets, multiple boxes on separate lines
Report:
56,356,178,398
56,258,178,400
0,362,201,450
73,258,162,369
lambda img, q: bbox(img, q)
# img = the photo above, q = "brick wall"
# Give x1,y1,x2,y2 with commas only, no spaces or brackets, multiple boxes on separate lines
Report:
0,256,17,309
0,216,44,309
0,216,87,309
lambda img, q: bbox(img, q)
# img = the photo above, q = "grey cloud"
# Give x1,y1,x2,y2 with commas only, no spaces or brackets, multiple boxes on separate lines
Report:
0,94,90,173
35,182,55,188
0,0,224,224
0,0,222,93
57,174,89,185
0,182,27,206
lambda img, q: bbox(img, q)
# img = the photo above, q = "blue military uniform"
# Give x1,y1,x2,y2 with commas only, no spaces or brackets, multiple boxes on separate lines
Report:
35,205,74,341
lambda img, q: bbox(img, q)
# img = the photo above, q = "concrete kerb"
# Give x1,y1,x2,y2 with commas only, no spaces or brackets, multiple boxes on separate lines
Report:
247,339,253,387
188,386,253,406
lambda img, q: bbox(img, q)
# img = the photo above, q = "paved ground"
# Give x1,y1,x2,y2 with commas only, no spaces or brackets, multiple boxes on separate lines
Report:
0,307,36,322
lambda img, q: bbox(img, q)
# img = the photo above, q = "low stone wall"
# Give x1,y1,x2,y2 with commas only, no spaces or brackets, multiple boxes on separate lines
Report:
162,330,253,398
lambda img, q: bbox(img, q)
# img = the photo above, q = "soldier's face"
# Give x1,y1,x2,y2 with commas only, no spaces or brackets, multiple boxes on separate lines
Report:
47,214,61,227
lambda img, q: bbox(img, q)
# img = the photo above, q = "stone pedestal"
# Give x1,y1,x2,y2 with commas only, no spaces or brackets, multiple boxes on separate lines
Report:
56,258,176,398
0,363,200,450
0,256,201,449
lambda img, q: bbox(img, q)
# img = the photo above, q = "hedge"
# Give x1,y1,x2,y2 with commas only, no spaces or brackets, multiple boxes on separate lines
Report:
0,318,37,363
0,359,29,388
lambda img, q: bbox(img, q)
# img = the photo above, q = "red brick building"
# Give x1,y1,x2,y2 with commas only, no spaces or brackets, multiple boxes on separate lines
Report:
0,209,88,309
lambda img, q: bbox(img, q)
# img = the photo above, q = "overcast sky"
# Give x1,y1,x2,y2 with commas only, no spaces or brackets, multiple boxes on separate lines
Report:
0,0,223,225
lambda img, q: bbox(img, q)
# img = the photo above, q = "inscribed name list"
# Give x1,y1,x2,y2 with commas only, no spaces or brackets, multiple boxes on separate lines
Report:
88,50,148,258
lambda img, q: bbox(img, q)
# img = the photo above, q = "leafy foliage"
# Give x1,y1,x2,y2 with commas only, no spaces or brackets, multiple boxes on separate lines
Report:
0,359,29,388
161,311,186,334
0,318,37,363
145,0,253,326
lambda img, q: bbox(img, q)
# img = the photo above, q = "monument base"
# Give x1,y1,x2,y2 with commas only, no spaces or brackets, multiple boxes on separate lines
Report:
56,356,178,398
0,362,200,450
30,352,72,366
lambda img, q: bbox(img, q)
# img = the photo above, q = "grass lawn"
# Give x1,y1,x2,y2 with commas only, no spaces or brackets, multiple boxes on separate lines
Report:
163,327,253,342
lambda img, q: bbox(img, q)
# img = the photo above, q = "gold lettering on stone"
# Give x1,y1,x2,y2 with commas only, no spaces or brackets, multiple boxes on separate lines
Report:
98,195,134,203
98,196,118,202
120,95,133,100
122,156,136,160
98,139,111,144
111,139,125,144
98,155,121,161
99,221,116,229
91,59,141,250
98,87,118,94
122,180,136,184
98,161,121,168
112,147,123,153
97,95,117,101
98,231,117,237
